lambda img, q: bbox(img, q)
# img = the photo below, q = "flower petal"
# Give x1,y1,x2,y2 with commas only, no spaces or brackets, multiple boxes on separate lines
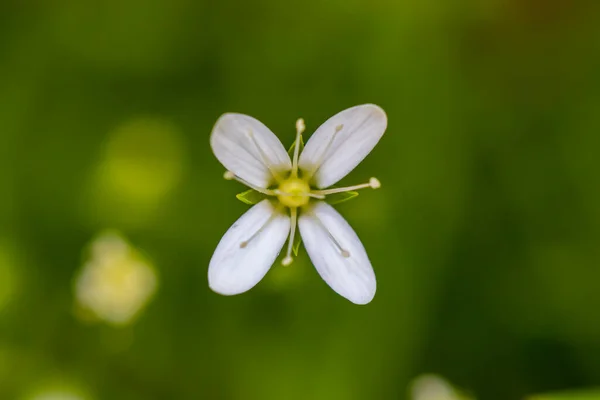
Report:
299,104,387,188
209,200,290,295
211,113,292,188
298,202,376,304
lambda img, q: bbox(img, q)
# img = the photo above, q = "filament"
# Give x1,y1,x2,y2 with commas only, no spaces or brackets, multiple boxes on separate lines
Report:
311,211,350,258
223,171,276,196
239,211,277,249
281,207,298,266
313,177,381,196
247,129,283,182
303,124,343,181
274,189,325,200
291,118,305,178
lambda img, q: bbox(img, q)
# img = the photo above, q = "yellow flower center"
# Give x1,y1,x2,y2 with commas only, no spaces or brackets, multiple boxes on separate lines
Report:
277,177,311,208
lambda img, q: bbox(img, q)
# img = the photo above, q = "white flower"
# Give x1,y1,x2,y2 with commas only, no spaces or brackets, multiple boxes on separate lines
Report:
208,104,387,304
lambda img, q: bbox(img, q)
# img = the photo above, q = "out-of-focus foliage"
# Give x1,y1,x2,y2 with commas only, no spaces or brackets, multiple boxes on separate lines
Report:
1,0,599,399
529,389,600,400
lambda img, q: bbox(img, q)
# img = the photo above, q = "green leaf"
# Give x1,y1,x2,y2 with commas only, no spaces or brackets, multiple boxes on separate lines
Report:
292,235,302,256
287,134,305,156
236,189,266,205
325,191,359,205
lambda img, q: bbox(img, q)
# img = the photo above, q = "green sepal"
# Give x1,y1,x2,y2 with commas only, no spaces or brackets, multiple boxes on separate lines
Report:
325,191,359,205
236,189,267,205
287,135,305,156
292,235,302,256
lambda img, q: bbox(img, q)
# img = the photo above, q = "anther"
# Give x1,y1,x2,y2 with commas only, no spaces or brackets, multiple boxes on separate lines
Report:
224,171,235,180
240,241,248,248
282,256,293,266
341,250,350,258
369,177,381,189
335,124,344,132
296,118,305,135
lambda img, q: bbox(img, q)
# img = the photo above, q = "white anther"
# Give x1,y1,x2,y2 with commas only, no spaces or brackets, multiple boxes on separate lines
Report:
224,171,235,180
296,118,305,135
369,177,381,189
282,256,293,266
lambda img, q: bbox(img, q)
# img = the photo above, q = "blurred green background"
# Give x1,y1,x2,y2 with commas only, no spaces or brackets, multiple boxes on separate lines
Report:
1,0,600,399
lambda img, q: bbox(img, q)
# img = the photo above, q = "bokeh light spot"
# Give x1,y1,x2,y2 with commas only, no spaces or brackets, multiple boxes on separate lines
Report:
86,117,186,227
102,117,185,203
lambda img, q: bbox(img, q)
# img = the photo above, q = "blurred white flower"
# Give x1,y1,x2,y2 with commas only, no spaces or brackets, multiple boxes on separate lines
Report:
209,105,387,304
74,232,157,326
410,374,471,400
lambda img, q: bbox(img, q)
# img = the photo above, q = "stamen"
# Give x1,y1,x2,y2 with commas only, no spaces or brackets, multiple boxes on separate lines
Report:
291,118,305,178
305,192,326,199
313,177,381,196
311,211,351,258
303,124,342,181
224,170,276,196
274,189,325,200
223,171,235,180
239,212,277,249
247,129,283,182
282,207,298,266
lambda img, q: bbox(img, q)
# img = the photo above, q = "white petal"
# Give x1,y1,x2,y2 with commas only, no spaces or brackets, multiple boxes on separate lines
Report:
211,113,292,188
209,200,290,295
298,202,376,304
299,104,387,188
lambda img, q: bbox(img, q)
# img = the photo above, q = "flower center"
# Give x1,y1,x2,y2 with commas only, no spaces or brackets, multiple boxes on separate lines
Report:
277,177,311,208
